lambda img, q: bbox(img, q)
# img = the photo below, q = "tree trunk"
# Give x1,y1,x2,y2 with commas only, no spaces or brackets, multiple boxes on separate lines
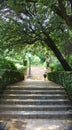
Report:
44,36,72,71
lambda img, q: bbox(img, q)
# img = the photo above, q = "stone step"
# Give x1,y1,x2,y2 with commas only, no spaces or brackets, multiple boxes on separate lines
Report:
2,94,68,99
0,110,72,119
0,99,70,105
8,87,64,90
0,105,72,111
4,90,66,94
0,80,72,120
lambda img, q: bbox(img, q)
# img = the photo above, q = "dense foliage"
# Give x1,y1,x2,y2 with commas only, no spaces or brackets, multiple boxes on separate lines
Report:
0,1,72,99
0,69,24,94
0,57,26,94
0,57,17,70
48,71,72,100
0,1,72,70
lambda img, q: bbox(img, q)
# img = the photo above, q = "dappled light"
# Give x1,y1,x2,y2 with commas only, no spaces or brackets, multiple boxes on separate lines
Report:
26,125,60,130
0,119,72,130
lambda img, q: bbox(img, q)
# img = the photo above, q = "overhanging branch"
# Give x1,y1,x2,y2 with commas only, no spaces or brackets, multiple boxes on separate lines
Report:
51,0,72,26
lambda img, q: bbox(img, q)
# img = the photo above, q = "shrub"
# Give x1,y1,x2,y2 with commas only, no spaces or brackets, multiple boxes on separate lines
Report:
23,59,27,66
0,57,17,70
0,69,24,94
48,71,72,101
0,57,24,95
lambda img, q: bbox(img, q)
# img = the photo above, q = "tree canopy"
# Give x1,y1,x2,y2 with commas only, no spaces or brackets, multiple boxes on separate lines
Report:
0,0,72,70
0,0,72,26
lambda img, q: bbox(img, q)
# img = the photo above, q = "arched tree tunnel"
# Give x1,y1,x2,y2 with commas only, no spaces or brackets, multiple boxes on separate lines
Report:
0,0,72,71
0,1,72,126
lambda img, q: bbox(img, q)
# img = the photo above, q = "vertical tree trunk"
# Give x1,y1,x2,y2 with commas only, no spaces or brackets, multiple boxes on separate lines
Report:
44,36,72,71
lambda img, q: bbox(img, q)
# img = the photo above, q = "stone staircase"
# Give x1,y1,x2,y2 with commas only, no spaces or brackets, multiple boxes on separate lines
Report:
0,80,72,119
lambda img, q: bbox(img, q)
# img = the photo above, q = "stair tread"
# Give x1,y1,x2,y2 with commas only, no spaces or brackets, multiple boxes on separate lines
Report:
0,110,72,115
0,99,70,102
0,81,72,119
4,90,66,93
2,94,67,96
0,105,72,112
0,104,72,109
7,90,65,92
9,87,64,89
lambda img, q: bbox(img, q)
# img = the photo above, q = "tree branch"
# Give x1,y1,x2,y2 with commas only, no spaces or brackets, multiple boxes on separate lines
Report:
52,0,72,26
58,0,72,26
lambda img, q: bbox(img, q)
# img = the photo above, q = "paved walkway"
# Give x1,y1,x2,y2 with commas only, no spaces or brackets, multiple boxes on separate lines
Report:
27,66,46,80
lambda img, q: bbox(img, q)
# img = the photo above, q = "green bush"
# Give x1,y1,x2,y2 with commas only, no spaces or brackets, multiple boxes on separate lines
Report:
0,58,24,95
0,57,17,70
0,69,24,94
48,71,72,101
49,63,64,71
23,59,27,66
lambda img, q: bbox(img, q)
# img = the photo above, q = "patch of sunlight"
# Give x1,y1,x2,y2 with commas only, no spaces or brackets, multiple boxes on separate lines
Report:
48,125,60,129
15,63,24,69
0,120,4,123
35,127,44,130
22,124,27,127
6,124,18,130
27,125,61,130
11,119,17,123
9,94,15,96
